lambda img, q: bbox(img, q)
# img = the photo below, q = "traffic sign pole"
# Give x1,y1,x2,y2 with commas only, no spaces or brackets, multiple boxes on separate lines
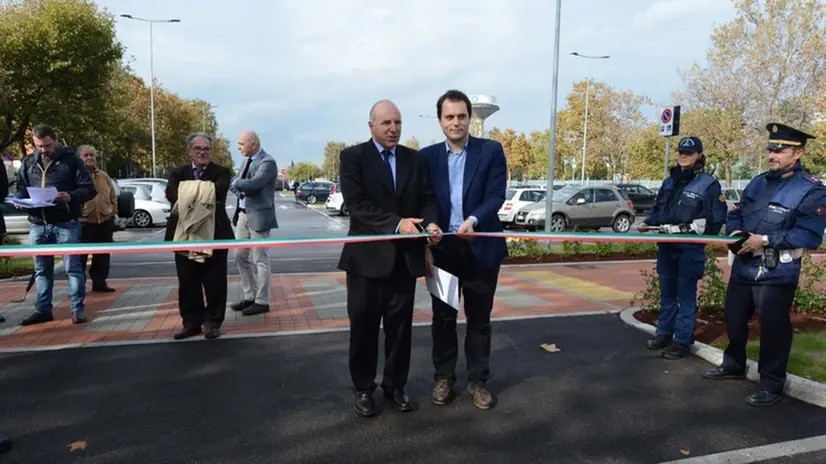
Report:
663,136,671,179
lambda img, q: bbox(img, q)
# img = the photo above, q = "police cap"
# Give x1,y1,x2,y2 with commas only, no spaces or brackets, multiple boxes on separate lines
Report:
766,122,816,150
677,136,703,153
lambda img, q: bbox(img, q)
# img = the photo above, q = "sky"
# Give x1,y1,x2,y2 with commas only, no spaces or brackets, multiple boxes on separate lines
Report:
96,0,737,169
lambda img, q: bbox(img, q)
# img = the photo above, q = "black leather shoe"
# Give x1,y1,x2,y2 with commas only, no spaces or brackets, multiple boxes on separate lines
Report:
746,390,783,407
353,392,375,417
0,436,10,454
173,326,202,340
230,300,254,312
662,342,690,360
384,389,414,412
646,335,672,350
242,303,269,316
20,312,54,326
702,366,746,380
72,311,87,325
92,285,116,293
204,327,220,340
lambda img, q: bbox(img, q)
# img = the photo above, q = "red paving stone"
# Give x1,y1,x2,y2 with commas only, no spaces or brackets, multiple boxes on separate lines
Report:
0,258,792,350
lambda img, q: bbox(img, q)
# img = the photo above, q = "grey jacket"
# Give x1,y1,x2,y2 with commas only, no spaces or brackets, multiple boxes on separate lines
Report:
229,149,278,232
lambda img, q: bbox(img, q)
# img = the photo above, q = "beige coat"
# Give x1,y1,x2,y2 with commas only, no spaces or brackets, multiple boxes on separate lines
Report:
172,180,216,262
81,169,117,224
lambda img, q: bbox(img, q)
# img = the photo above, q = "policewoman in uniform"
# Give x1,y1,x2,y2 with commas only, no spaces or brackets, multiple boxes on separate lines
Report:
638,136,727,360
703,123,826,407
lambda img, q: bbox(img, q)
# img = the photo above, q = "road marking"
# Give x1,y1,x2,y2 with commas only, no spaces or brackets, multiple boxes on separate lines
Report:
302,202,349,228
517,269,633,302
658,433,826,463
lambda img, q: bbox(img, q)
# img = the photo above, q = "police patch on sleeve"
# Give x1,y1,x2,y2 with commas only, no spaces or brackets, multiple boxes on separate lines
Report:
804,174,820,183
719,194,726,202
816,206,825,216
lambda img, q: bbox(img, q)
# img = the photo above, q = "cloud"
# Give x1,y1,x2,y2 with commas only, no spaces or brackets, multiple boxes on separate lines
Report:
631,0,734,29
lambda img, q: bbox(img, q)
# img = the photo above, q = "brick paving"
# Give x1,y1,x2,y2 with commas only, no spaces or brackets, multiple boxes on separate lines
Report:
0,261,661,350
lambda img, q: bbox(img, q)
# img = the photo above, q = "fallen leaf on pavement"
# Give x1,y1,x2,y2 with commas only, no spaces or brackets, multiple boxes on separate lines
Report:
680,449,690,456
68,440,87,452
540,343,561,352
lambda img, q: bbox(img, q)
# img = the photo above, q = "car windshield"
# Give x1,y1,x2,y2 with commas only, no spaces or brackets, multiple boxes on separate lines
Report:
552,186,579,202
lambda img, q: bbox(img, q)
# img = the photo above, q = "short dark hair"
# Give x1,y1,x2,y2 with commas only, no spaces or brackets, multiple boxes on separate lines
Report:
32,124,56,139
436,90,472,120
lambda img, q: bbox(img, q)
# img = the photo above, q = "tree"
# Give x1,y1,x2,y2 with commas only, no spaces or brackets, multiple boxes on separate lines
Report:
403,136,421,150
679,0,826,181
321,141,346,180
288,162,322,182
625,125,667,180
0,0,123,152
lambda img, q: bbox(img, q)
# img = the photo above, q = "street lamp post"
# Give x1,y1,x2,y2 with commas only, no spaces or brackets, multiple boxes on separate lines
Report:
570,52,609,185
120,14,181,178
544,0,563,233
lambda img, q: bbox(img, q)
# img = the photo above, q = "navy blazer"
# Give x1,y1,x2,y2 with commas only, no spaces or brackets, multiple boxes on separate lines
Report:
420,135,508,269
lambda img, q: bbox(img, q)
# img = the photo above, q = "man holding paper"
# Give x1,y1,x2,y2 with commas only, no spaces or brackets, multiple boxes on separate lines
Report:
420,90,508,410
14,124,96,326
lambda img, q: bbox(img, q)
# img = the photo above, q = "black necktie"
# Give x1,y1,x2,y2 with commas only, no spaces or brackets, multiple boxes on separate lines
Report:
194,167,205,179
382,149,394,191
238,158,252,199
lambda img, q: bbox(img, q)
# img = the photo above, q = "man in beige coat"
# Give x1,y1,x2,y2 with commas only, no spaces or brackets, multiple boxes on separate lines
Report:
79,145,118,292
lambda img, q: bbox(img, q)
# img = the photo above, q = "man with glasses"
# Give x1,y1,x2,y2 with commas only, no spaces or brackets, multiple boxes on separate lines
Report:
164,132,234,340
703,123,826,407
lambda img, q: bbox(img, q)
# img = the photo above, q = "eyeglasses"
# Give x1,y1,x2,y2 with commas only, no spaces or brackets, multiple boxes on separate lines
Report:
190,146,211,152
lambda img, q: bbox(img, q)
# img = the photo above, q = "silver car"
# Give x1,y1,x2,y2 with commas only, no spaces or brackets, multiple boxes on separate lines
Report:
514,184,636,233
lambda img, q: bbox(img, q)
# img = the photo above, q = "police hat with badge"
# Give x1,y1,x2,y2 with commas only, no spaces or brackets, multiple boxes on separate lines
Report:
677,136,703,153
766,122,816,151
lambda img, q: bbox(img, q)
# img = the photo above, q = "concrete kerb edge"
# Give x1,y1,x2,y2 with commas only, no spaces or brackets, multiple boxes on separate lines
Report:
618,306,826,409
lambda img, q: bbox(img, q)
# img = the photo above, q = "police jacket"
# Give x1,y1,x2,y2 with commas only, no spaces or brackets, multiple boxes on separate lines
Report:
645,164,727,250
728,161,826,285
15,146,97,226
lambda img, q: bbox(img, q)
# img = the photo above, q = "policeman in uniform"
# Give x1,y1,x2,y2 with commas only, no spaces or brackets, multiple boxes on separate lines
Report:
703,123,826,407
639,136,728,359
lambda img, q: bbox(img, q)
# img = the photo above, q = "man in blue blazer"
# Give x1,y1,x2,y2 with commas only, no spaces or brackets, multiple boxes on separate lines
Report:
419,89,508,410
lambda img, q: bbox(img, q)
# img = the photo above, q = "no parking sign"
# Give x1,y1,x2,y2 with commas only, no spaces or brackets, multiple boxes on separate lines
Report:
658,105,681,137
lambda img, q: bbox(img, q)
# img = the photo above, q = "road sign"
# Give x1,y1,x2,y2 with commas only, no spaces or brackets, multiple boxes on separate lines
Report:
658,105,681,137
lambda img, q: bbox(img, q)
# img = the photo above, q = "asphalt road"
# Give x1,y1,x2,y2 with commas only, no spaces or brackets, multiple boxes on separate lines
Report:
3,315,826,463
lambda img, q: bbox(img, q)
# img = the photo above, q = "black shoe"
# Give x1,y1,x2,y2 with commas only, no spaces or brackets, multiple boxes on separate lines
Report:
204,327,220,340
20,312,54,326
646,335,673,350
72,311,87,325
230,300,254,312
746,390,783,407
173,326,202,340
0,315,5,324
91,284,116,293
242,303,269,316
353,392,375,417
702,366,746,380
384,389,414,412
662,342,691,360
0,436,10,454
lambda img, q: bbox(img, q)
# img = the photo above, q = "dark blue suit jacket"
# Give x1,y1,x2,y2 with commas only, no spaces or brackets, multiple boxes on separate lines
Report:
420,135,508,269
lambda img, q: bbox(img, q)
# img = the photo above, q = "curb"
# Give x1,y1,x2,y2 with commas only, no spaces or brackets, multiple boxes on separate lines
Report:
619,306,826,408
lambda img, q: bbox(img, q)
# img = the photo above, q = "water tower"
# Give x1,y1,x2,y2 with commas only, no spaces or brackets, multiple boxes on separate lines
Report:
469,95,499,137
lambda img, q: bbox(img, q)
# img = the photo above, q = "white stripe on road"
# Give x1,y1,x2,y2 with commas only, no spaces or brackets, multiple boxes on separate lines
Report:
658,433,826,463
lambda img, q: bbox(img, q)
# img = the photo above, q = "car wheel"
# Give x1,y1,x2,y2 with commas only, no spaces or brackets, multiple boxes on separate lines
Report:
340,205,348,216
133,210,153,228
612,214,631,233
550,214,566,232
307,195,317,205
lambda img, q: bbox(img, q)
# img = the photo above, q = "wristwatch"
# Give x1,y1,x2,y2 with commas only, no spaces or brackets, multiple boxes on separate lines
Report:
761,235,769,247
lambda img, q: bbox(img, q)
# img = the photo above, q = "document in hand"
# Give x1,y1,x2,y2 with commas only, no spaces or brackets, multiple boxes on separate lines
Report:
425,266,461,312
5,197,54,208
4,187,59,208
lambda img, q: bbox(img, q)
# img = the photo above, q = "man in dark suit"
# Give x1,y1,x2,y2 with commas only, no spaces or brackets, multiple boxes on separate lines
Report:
338,99,441,417
164,132,235,340
0,162,7,324
419,89,508,410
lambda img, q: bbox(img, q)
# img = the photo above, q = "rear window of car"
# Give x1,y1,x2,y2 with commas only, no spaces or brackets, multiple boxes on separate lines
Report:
506,189,517,200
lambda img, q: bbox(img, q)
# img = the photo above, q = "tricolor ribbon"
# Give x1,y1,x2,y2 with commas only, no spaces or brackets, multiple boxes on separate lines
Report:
0,231,739,258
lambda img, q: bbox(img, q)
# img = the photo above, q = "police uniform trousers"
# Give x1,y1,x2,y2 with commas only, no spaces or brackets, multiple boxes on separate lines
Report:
655,245,705,345
722,277,796,393
430,235,500,386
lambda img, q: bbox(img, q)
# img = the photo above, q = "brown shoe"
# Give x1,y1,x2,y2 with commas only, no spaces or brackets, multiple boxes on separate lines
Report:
431,379,455,406
468,384,497,410
204,327,220,340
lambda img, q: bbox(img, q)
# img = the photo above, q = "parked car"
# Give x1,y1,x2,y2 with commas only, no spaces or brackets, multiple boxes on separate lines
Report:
295,181,336,205
514,184,635,233
616,183,657,213
118,178,168,203
498,188,546,226
326,191,347,215
723,188,743,211
116,183,171,228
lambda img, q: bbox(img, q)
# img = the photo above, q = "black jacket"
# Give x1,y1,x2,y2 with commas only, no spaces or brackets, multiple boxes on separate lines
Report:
163,162,235,242
16,146,97,225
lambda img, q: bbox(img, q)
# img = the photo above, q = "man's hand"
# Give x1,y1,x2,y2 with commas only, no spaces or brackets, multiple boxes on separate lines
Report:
399,217,424,234
424,246,434,277
737,233,764,255
637,222,647,232
55,192,71,203
457,218,475,239
425,223,442,245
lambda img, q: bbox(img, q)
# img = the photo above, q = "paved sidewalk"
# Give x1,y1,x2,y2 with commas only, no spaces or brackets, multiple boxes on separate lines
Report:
0,260,658,350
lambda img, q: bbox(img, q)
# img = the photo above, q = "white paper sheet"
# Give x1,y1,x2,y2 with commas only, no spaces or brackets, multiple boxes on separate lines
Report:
425,266,461,312
27,187,59,204
5,197,54,208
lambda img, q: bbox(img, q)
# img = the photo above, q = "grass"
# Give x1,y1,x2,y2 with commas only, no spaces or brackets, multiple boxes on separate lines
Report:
712,332,826,383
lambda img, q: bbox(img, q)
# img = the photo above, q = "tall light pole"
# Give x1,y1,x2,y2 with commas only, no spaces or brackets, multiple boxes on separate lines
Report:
544,0,562,233
570,52,609,184
120,14,181,178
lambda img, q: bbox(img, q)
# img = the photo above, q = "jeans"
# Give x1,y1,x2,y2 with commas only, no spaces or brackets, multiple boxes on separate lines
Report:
29,220,85,313
655,246,704,345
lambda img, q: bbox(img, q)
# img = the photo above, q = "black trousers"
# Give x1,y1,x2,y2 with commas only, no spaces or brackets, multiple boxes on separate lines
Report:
346,249,416,393
722,280,796,393
80,218,115,287
174,250,228,330
431,236,500,386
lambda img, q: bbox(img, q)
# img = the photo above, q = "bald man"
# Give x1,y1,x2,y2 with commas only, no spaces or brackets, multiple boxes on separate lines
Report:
229,130,279,316
338,99,441,417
